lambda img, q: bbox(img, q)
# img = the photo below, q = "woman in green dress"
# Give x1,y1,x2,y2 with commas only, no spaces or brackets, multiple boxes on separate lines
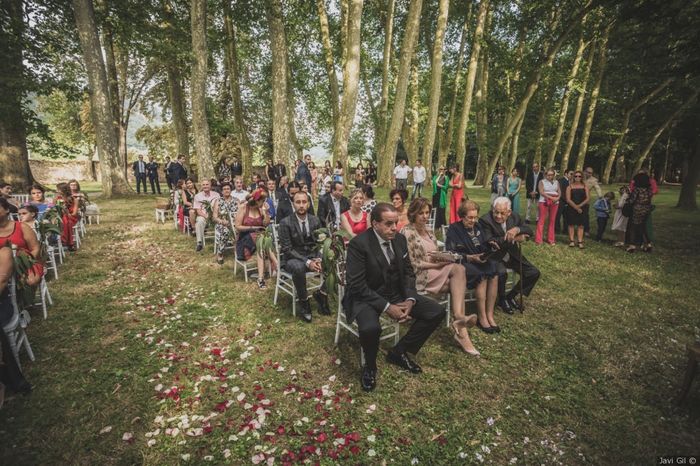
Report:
431,166,450,230
507,168,522,214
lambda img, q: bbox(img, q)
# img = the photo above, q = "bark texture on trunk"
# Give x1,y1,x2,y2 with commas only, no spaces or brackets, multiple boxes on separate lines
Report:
374,0,395,160
317,0,340,128
401,64,420,166
73,0,130,196
190,0,215,180
166,66,190,162
378,0,423,187
267,0,292,165
474,43,490,183
677,112,700,210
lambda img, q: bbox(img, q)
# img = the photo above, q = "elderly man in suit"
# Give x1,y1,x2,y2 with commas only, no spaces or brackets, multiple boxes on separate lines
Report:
278,190,331,323
316,181,350,229
132,154,148,194
343,203,444,392
479,196,540,314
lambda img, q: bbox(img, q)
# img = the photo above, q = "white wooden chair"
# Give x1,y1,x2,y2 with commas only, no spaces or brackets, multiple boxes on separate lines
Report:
270,223,322,316
72,224,81,249
427,208,436,232
11,194,29,204
43,237,58,280
35,272,53,320
3,273,35,369
333,257,400,366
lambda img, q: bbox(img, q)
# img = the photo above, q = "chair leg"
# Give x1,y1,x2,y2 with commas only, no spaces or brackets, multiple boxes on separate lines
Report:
21,330,35,361
273,276,280,305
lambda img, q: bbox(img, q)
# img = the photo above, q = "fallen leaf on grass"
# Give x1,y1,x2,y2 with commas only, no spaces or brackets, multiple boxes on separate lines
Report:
99,426,112,434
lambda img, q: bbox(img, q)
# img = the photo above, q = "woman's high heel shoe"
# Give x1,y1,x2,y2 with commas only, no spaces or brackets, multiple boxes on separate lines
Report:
451,320,480,356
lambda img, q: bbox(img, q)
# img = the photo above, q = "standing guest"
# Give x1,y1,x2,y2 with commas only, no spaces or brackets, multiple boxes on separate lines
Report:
0,199,43,287
611,186,630,247
181,178,197,233
212,182,238,264
171,155,188,183
231,156,243,178
265,160,276,184
28,184,49,217
411,160,427,200
192,180,221,252
295,154,313,189
333,161,344,183
132,154,148,194
506,168,522,215
556,170,573,233
354,162,365,188
448,165,465,224
629,168,658,252
309,161,318,200
266,178,279,221
164,156,174,191
446,200,502,334
431,166,449,230
583,166,602,235
278,191,330,322
317,181,350,229
319,168,333,197
55,183,80,251
216,156,232,180
535,169,561,245
276,180,298,223
212,178,223,195
231,176,249,204
565,170,589,249
593,191,615,242
390,188,409,231
365,161,377,185
340,188,369,239
403,198,480,355
235,189,272,288
490,166,507,205
361,184,377,214
626,173,653,253
324,160,332,175
146,156,161,194
343,203,445,392
525,162,543,223
274,160,287,181
479,197,539,314
0,183,18,214
393,159,410,191
291,159,300,182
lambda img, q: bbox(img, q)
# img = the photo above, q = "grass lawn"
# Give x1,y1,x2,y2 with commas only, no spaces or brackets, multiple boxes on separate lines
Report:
1,185,699,465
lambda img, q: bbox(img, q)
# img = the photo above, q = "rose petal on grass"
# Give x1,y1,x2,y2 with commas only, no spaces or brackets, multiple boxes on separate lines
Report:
99,426,112,435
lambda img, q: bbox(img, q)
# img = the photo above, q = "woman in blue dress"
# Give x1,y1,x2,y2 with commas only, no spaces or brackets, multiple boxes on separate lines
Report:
507,168,522,214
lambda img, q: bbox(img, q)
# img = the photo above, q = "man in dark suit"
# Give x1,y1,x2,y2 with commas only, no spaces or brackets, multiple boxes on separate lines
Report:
146,156,161,194
169,155,188,183
164,156,173,191
343,203,444,391
231,156,243,178
276,181,314,222
295,154,313,189
525,162,543,223
479,196,540,314
274,162,287,181
132,154,148,194
278,191,331,323
316,181,349,229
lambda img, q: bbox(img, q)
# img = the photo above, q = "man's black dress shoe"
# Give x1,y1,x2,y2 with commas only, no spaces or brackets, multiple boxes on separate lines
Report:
313,291,331,315
386,351,422,374
498,298,514,314
298,299,312,323
361,366,377,391
508,297,522,312
196,242,203,252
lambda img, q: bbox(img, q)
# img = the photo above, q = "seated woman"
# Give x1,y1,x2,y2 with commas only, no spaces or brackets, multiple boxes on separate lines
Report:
445,200,502,334
234,188,273,290
212,182,238,265
68,179,85,203
401,198,480,356
29,184,49,218
55,183,80,251
0,198,43,287
181,178,198,234
361,184,376,214
390,188,409,231
18,204,39,234
340,188,368,239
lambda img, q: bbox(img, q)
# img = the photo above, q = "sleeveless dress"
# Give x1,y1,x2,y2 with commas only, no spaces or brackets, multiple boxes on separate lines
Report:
342,210,368,235
449,173,464,224
507,177,521,213
57,195,79,248
236,206,264,261
0,221,44,278
566,186,588,226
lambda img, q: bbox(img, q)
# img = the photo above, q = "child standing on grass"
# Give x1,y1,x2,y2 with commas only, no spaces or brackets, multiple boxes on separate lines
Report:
611,186,629,247
593,192,614,242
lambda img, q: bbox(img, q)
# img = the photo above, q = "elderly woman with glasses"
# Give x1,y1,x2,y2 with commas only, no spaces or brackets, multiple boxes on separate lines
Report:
431,167,449,230
535,169,561,245
565,170,590,248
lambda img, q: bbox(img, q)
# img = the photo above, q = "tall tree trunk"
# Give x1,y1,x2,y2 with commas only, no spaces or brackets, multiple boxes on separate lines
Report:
102,26,121,144
546,35,587,169
72,0,130,196
601,77,672,183
286,64,303,160
374,0,395,160
266,0,291,165
378,0,423,186
332,0,363,168
317,0,340,130
474,42,490,183
437,1,473,171
560,40,595,173
0,0,33,190
481,6,590,185
533,78,551,167
166,66,190,162
402,64,420,166
224,6,253,178
677,112,700,210
454,0,490,174
574,25,610,171
660,132,671,184
190,0,215,180
507,113,525,172
421,0,449,178
633,91,699,173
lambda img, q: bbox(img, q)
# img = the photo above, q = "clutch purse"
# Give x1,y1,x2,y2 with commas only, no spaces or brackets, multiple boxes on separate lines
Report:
428,251,461,263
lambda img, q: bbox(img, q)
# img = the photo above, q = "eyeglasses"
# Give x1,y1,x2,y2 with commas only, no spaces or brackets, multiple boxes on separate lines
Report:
574,175,582,178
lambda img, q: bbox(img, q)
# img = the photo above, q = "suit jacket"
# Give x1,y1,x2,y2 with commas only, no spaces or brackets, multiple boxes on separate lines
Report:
316,193,350,228
342,229,419,324
478,211,532,262
231,161,243,177
169,162,188,182
278,213,321,266
274,163,287,180
525,170,544,196
132,160,147,176
295,161,312,188
275,190,293,223
146,162,159,178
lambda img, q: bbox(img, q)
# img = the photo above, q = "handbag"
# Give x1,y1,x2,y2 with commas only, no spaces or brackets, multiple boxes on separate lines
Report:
621,201,634,217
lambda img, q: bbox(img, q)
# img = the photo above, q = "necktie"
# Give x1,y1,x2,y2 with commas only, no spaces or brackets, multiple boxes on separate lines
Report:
383,241,395,263
301,220,308,238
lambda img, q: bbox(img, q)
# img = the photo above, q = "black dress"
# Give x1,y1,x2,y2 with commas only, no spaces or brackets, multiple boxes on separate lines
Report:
566,187,588,226
445,221,501,289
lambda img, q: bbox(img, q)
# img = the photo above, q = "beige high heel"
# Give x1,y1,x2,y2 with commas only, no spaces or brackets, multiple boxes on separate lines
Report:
451,319,481,357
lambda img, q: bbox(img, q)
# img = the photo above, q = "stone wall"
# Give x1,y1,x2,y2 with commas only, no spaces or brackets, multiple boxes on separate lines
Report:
29,159,100,185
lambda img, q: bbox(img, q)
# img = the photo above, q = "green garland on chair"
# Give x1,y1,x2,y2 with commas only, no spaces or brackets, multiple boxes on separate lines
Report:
3,243,38,309
312,227,351,297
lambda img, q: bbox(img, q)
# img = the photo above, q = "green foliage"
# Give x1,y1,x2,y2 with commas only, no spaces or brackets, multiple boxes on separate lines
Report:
135,124,177,162
312,226,351,299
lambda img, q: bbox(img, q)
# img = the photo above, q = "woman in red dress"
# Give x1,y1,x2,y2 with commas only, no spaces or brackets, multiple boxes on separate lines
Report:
0,198,43,286
56,183,80,251
340,188,368,239
448,165,465,224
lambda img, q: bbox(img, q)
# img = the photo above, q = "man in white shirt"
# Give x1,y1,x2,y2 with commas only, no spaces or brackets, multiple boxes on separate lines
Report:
231,176,249,204
411,159,427,200
393,159,411,191
192,179,221,251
